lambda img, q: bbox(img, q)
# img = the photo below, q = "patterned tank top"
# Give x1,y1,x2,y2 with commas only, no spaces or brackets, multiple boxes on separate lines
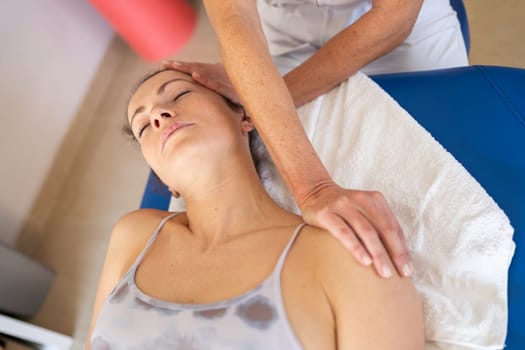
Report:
90,213,307,349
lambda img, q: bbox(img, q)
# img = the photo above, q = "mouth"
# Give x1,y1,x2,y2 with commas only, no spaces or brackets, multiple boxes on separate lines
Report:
161,122,194,151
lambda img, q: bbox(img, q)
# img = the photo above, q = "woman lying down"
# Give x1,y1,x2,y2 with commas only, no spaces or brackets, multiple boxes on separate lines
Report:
86,68,425,349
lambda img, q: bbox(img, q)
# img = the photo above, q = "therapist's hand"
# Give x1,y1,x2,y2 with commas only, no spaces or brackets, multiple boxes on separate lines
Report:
164,60,412,279
300,182,413,278
165,61,240,104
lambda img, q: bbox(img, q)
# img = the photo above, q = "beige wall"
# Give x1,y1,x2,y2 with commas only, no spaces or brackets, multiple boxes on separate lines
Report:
465,0,525,68
0,0,113,245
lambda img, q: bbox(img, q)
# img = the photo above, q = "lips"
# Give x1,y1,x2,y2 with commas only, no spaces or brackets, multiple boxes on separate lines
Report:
161,122,194,151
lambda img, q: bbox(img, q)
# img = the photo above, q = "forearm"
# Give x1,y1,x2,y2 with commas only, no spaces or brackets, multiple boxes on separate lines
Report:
203,0,333,205
285,0,423,107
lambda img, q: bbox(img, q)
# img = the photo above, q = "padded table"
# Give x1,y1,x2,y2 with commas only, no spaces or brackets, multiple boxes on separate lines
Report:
372,65,524,349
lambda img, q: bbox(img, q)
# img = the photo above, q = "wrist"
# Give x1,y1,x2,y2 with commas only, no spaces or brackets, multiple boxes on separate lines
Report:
295,178,338,209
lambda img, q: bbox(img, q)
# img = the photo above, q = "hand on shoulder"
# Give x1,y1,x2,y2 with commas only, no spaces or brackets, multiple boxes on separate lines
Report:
300,225,425,350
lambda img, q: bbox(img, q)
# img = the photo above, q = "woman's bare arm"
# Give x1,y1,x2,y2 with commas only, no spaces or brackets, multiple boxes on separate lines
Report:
315,230,425,349
202,0,412,279
85,210,162,349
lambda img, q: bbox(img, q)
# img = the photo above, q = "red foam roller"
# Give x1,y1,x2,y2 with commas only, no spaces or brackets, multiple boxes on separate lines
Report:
89,0,197,61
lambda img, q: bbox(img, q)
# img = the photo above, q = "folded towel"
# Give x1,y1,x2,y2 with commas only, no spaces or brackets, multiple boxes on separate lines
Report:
170,72,515,349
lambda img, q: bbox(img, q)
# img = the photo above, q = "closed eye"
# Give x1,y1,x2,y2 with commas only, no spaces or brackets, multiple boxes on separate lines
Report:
173,90,191,102
135,90,191,138
138,123,149,138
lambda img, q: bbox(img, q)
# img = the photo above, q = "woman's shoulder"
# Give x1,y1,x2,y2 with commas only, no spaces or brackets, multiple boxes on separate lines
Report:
296,225,357,266
296,225,424,348
106,209,188,273
296,224,403,287
292,225,368,285
113,209,186,230
110,209,187,248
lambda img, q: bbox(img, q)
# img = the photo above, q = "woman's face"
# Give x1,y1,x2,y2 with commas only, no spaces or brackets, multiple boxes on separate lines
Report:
127,69,251,186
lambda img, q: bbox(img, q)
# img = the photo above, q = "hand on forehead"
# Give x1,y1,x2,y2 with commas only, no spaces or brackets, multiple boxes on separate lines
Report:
128,69,194,118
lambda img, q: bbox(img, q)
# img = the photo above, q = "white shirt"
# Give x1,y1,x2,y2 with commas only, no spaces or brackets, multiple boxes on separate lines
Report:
258,0,468,75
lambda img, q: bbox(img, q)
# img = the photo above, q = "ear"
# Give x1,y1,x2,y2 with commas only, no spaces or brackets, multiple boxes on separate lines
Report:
241,115,255,134
169,188,181,198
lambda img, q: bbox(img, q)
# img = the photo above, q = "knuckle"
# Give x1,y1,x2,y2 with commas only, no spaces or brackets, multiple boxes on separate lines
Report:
358,228,377,239
393,251,411,262
317,206,333,219
350,191,367,202
337,228,356,244
348,242,365,255
329,224,349,238
336,195,351,207
371,190,385,201
337,225,352,236
310,210,326,224
370,250,387,261
381,227,400,237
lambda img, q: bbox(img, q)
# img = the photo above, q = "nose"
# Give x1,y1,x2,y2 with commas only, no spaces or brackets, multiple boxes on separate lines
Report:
150,107,173,129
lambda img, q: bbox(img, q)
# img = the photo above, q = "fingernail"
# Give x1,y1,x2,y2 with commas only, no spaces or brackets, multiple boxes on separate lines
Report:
402,263,414,277
172,60,182,66
193,72,201,79
382,265,393,278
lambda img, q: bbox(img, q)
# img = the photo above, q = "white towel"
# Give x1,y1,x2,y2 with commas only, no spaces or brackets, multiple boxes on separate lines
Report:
169,72,515,349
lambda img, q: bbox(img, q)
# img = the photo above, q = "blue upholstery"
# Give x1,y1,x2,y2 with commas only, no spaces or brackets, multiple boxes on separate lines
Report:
141,65,525,348
140,171,171,209
450,0,470,53
371,66,524,349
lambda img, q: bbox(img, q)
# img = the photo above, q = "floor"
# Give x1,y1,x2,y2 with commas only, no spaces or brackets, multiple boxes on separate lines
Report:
15,1,524,349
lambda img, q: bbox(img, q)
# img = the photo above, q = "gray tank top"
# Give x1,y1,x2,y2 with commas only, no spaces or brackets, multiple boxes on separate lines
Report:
91,213,307,349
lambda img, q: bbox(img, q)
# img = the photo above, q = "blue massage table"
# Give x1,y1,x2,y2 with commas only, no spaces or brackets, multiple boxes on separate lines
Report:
372,66,524,348
140,65,525,348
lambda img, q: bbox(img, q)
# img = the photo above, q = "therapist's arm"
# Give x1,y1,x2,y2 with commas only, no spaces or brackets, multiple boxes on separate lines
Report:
285,0,423,106
174,0,422,108
203,0,412,278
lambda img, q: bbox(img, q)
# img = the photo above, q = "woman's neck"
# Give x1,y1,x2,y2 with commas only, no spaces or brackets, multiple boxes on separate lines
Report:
177,154,299,251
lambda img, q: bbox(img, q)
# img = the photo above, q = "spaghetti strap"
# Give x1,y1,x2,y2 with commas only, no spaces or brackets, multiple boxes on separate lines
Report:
92,217,305,350
273,222,308,275
128,212,181,272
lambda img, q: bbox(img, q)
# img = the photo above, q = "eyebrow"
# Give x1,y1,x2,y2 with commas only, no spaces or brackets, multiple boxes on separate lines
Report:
157,78,190,94
129,78,193,127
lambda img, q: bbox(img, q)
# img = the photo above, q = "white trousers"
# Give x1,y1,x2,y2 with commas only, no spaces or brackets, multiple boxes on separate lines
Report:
258,0,469,75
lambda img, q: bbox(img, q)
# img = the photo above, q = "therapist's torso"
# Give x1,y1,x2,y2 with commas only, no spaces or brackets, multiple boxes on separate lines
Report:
258,0,468,74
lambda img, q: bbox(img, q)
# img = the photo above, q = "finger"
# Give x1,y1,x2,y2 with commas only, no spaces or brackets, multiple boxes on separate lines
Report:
192,71,231,90
161,60,173,68
359,192,413,277
340,209,394,278
192,72,223,92
165,60,194,74
377,220,412,277
316,211,373,267
192,72,240,104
